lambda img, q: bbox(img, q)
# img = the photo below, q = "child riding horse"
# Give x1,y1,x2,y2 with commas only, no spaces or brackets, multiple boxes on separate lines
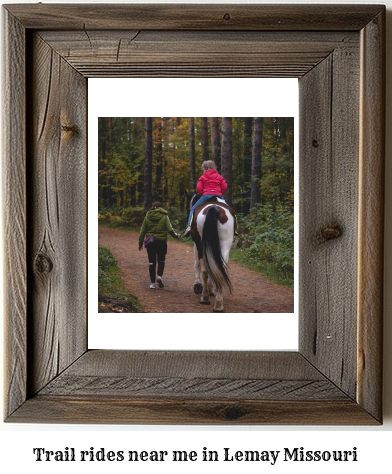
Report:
184,160,227,237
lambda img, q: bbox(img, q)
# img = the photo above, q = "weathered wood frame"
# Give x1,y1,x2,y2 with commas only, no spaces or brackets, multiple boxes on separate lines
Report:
3,4,385,424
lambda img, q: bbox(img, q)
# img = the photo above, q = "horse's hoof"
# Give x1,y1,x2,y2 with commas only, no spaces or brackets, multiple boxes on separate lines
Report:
213,309,224,313
194,283,203,294
200,301,211,305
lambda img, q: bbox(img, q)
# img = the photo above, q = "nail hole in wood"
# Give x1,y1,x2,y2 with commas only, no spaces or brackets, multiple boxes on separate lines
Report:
223,13,231,21
312,139,319,148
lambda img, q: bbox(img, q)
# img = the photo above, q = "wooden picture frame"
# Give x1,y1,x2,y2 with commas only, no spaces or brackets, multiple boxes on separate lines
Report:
3,4,385,424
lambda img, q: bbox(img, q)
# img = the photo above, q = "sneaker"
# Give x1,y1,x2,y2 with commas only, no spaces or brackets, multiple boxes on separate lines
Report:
184,225,191,237
157,276,164,288
149,283,156,289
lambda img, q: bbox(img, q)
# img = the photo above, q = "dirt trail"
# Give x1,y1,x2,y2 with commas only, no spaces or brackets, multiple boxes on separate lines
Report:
99,227,294,313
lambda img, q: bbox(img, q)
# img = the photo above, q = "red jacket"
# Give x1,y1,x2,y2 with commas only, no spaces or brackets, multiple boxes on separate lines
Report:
196,169,227,196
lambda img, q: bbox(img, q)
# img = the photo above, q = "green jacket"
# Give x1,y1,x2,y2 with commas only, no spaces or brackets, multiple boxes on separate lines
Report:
138,208,178,247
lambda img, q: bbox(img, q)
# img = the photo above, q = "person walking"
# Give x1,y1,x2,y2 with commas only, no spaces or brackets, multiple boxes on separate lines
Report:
138,201,181,288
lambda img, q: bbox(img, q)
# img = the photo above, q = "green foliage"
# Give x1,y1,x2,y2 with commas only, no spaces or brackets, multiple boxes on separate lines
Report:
165,206,188,233
98,117,294,213
237,202,294,286
98,204,187,233
230,247,293,288
260,151,294,208
233,180,251,212
98,205,145,228
98,244,120,294
98,243,143,311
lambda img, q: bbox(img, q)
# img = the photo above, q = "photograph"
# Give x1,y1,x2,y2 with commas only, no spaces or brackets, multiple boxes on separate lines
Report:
98,117,294,314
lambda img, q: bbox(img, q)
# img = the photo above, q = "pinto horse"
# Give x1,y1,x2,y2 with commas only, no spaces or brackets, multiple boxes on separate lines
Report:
186,192,235,312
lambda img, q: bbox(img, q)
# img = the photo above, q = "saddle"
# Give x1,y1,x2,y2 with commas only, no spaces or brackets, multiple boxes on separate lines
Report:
205,195,226,204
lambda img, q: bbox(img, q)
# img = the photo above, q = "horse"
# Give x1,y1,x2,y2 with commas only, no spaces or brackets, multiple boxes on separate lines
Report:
185,192,235,312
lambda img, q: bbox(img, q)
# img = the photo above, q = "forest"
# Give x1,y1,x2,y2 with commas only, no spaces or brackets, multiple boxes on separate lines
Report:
98,117,294,285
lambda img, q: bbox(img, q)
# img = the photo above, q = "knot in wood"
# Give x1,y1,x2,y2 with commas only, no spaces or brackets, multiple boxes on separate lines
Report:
223,405,244,420
34,252,53,274
61,124,78,134
223,13,231,21
315,225,342,245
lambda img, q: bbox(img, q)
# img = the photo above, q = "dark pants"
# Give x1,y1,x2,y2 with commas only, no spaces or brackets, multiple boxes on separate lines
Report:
146,240,167,283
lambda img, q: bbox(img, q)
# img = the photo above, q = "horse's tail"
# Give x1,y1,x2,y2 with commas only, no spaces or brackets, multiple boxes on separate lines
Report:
202,206,233,294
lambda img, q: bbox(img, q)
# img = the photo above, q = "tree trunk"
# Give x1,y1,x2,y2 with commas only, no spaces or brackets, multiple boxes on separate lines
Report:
268,117,276,146
221,117,233,207
129,118,137,206
243,117,252,184
250,117,263,210
210,117,220,171
155,118,163,200
106,117,114,207
101,127,108,206
144,117,153,211
280,117,294,155
201,117,209,162
162,117,169,203
189,117,196,191
133,117,144,205
108,117,113,145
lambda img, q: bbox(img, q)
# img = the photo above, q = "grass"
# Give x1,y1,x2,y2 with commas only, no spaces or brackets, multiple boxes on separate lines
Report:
229,247,294,289
98,242,143,312
98,221,139,233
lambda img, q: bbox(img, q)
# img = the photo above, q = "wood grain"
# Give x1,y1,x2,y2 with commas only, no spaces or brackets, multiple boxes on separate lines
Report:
56,350,323,379
299,39,360,399
357,9,385,422
4,4,383,30
38,351,346,400
2,9,27,419
9,396,378,425
39,30,358,78
28,33,87,395
11,351,376,424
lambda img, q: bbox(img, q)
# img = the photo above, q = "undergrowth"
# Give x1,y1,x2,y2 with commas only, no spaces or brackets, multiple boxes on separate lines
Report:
234,203,294,288
98,242,143,312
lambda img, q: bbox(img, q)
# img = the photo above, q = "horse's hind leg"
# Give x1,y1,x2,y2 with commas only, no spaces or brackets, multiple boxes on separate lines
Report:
193,244,203,294
208,276,214,296
200,261,210,305
213,289,224,312
212,236,230,312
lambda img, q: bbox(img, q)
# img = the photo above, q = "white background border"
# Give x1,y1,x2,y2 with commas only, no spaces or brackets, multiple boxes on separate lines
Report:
89,78,298,350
